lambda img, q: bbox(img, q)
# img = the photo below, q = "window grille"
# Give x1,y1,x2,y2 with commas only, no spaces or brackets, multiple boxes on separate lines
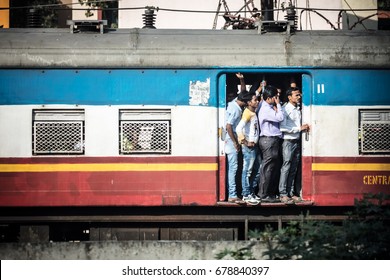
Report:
33,110,85,155
120,109,171,154
359,109,390,154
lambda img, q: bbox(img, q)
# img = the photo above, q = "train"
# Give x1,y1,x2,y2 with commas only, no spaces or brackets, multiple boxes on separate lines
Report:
0,27,389,241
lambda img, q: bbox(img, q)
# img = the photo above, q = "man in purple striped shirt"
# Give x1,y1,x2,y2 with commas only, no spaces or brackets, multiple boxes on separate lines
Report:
257,86,284,203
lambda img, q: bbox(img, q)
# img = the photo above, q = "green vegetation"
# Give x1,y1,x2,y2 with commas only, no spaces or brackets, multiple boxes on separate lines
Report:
217,193,390,260
78,0,108,18
378,0,390,10
29,0,61,28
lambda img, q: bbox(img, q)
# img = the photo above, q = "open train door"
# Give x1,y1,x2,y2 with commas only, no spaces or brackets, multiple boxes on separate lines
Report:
301,73,314,202
217,73,227,202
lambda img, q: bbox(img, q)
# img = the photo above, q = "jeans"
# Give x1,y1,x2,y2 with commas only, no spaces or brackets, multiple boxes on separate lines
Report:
226,137,239,198
279,139,301,197
258,136,281,199
241,145,262,197
226,152,238,198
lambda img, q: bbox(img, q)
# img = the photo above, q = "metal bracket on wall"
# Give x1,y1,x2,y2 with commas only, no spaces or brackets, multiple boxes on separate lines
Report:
66,20,107,34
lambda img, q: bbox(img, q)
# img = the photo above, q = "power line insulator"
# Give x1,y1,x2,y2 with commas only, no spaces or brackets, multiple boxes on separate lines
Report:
285,5,297,32
142,7,157,29
27,9,42,28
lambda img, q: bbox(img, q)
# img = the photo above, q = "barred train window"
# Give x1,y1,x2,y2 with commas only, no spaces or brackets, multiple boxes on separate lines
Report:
359,109,390,154
119,109,171,154
32,109,85,155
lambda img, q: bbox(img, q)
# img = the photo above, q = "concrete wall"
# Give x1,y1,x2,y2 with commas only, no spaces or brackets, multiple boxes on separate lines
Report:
0,241,267,260
342,0,378,30
297,0,342,30
1,0,379,30
117,0,378,30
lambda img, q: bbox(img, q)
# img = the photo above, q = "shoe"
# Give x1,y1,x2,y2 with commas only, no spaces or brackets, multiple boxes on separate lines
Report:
280,196,294,205
251,193,262,202
228,197,246,205
262,196,280,203
291,196,302,203
243,195,260,205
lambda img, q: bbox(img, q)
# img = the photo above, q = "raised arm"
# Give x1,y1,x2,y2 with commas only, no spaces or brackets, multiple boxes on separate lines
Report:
236,73,246,92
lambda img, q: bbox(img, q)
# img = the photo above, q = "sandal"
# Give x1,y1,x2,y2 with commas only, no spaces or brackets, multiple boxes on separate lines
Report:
291,196,302,202
228,197,246,205
280,196,294,204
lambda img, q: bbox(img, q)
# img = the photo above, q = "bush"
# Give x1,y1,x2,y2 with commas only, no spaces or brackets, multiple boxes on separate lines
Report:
217,193,390,260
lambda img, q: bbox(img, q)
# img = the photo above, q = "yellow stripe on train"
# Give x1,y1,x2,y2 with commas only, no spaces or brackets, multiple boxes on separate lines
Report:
2,162,389,172
0,163,219,172
312,163,390,171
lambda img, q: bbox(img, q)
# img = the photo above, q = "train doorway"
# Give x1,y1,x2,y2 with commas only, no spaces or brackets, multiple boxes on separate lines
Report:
219,71,311,203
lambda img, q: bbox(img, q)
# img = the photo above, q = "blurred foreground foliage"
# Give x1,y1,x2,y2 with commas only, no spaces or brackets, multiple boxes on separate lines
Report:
216,193,390,260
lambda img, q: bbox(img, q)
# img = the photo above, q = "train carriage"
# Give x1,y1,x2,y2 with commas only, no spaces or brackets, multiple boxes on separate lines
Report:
0,28,389,209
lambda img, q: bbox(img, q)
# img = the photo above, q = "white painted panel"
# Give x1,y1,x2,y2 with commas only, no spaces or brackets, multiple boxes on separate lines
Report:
218,108,226,156
171,106,218,156
0,105,218,157
6,104,388,158
85,106,119,156
311,106,359,156
119,0,345,31
0,106,33,157
301,104,312,157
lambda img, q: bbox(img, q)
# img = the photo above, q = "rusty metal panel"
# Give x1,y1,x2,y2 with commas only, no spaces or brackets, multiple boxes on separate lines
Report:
89,228,159,241
19,225,49,243
167,228,237,241
90,227,237,241
89,228,100,241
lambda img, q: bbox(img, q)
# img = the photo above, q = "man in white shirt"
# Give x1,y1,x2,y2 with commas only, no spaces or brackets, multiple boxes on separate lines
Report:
279,87,310,204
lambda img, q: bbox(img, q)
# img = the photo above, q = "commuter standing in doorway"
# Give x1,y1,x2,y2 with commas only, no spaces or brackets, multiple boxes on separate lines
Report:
236,92,261,205
279,87,310,203
257,86,284,203
225,89,251,204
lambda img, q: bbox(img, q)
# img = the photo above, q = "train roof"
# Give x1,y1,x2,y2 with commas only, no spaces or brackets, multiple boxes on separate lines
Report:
0,28,389,68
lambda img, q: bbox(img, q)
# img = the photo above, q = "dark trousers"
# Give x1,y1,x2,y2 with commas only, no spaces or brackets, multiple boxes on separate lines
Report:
257,136,281,199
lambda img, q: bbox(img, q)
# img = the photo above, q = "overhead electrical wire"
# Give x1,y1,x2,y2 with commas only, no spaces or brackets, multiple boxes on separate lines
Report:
0,1,383,14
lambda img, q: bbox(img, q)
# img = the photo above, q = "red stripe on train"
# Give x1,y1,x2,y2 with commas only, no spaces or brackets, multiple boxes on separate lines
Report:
303,156,390,206
0,170,218,206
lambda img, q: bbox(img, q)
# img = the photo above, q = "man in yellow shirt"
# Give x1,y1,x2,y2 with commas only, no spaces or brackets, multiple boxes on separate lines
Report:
236,93,261,205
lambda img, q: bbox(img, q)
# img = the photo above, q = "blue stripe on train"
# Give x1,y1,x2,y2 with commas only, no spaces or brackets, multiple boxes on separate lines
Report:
1,69,389,107
310,69,390,106
0,69,219,107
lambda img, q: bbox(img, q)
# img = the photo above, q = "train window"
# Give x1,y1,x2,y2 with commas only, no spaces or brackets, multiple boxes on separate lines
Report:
32,109,85,155
359,109,390,154
119,109,171,154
